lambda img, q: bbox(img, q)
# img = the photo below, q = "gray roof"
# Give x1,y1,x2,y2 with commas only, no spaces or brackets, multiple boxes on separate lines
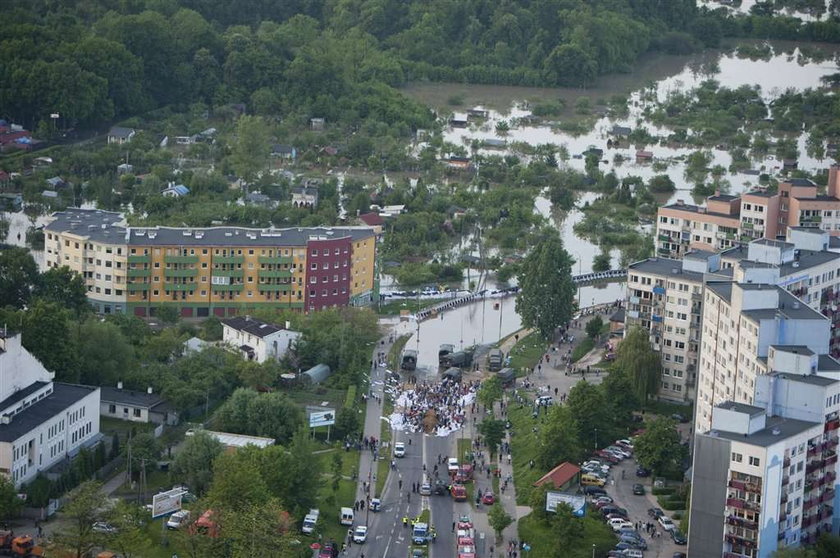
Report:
710,415,821,447
819,355,840,372
706,281,733,303
771,345,814,356
772,371,837,386
609,309,625,323
788,226,825,234
0,381,49,413
222,316,284,338
108,126,135,138
628,258,703,282
751,238,793,249
721,245,840,277
684,249,716,259
0,383,98,442
45,208,375,247
742,190,776,198
717,401,765,416
662,203,739,221
100,386,164,408
708,194,738,202
742,289,826,322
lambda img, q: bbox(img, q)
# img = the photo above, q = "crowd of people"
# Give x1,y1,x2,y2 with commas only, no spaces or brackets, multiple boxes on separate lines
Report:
387,378,478,435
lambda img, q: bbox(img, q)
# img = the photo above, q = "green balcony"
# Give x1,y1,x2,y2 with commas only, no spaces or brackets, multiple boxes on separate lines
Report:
259,256,293,265
212,269,244,278
258,283,292,292
127,268,151,278
127,283,150,291
212,283,244,292
127,254,150,263
164,283,197,292
164,268,199,278
165,254,199,264
259,270,292,278
742,222,754,230
214,255,245,264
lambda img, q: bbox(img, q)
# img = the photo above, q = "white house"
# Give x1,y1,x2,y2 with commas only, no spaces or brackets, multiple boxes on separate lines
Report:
221,316,301,363
0,332,100,488
99,384,178,425
107,126,136,145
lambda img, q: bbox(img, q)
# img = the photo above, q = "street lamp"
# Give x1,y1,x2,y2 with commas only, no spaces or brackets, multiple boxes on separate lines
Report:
591,543,596,558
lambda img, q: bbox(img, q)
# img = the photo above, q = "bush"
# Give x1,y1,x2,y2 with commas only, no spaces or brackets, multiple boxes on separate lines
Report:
652,487,676,495
571,338,595,363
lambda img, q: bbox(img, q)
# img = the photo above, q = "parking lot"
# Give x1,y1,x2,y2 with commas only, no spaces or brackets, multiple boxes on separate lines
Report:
598,455,685,558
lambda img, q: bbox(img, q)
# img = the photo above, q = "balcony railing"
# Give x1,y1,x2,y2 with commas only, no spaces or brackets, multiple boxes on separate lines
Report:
164,268,198,278
259,270,292,278
211,284,244,292
164,255,199,264
211,270,244,278
127,283,150,291
726,515,758,530
127,254,150,263
164,283,197,292
258,256,293,264
257,284,292,292
127,268,151,277
214,255,244,264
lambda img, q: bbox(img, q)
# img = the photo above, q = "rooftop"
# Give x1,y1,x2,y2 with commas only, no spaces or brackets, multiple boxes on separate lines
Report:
0,381,49,414
772,371,837,387
0,383,98,443
661,203,739,221
742,190,776,198
771,345,814,356
751,238,794,249
706,281,734,303
45,208,375,247
710,415,820,447
108,126,135,138
99,386,164,408
684,249,716,259
784,178,817,188
709,194,738,202
742,288,826,322
533,462,581,488
223,316,288,338
717,401,765,416
819,354,840,372
627,258,703,282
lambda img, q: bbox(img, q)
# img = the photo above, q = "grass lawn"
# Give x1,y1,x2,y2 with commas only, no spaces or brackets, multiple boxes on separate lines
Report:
507,331,545,373
376,396,395,497
518,510,616,558
507,404,545,506
112,469,172,499
643,399,693,418
388,334,410,370
378,298,447,316
570,338,595,363
314,446,362,545
100,417,156,439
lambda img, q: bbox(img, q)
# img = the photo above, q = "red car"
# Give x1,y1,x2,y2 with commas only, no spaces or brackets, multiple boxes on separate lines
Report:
455,466,473,483
457,515,473,530
481,490,495,505
451,484,467,502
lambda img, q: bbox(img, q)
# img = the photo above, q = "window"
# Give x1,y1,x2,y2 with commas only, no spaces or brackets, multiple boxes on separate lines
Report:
133,409,141,417
108,404,116,414
732,452,743,463
749,456,760,467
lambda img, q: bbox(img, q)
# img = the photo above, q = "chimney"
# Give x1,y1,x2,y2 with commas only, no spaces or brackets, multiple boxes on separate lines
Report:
147,387,153,395
714,189,721,197
828,164,840,199
285,321,291,330
117,381,123,390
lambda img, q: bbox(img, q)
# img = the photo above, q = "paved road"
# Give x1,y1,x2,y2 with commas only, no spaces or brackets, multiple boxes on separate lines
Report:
609,457,685,558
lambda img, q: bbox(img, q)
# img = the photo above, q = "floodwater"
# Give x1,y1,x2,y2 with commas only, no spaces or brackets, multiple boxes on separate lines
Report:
698,0,833,21
2,210,50,270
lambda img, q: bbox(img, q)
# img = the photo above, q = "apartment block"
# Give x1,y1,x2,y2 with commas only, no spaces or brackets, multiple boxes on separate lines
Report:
44,209,378,316
689,346,840,557
0,332,100,488
625,252,729,402
657,166,840,259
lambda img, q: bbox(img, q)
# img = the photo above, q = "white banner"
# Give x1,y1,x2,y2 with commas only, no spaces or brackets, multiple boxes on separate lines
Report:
546,492,586,516
309,409,335,428
152,488,184,518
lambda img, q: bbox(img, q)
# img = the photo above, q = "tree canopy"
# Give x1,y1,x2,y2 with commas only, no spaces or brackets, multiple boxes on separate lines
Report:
614,326,661,403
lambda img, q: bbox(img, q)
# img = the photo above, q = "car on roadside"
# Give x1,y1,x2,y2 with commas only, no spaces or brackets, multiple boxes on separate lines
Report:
594,500,615,509
635,467,651,477
671,413,690,423
671,529,687,545
632,484,645,495
658,515,676,532
448,457,460,474
622,549,644,558
92,522,118,534
620,535,647,550
601,505,627,516
609,518,634,532
607,446,631,458
419,482,432,496
616,439,634,449
648,507,664,519
673,553,687,558
394,442,406,458
353,526,368,544
166,510,191,530
593,495,614,504
617,528,643,541
583,486,608,497
370,498,381,511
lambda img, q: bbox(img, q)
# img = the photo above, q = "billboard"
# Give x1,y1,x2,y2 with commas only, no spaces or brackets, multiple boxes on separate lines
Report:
546,491,586,517
308,408,336,428
152,488,185,518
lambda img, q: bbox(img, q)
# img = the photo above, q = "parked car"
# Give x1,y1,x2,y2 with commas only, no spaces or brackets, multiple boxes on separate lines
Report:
606,446,631,458
370,498,381,512
671,530,687,545
635,467,651,477
622,550,644,558
620,535,647,550
353,526,368,544
658,516,676,532
671,413,689,423
92,522,118,534
606,513,629,521
583,486,607,496
648,507,664,519
632,484,645,495
394,442,406,458
448,457,460,474
673,553,687,558
609,518,634,532
593,496,614,504
166,510,191,530
615,439,634,449
419,482,432,496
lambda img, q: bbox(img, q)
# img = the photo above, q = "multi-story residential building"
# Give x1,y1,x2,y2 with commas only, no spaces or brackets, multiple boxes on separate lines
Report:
625,251,729,402
657,166,840,258
695,281,829,434
689,344,840,557
0,331,100,488
44,209,378,316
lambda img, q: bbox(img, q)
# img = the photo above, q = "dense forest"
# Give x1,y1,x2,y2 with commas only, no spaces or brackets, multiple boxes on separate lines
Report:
4,0,840,132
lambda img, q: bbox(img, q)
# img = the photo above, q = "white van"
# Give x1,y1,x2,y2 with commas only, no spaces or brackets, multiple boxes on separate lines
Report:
302,508,319,534
340,507,354,526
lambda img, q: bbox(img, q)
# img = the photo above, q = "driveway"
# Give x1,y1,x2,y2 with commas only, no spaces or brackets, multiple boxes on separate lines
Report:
607,457,685,558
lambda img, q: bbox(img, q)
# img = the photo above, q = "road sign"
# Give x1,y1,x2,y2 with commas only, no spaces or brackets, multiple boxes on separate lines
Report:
152,488,185,519
545,491,586,516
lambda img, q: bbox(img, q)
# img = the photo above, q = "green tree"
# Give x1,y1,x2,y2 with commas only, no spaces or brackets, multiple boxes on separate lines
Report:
614,326,661,403
0,475,23,520
566,381,610,451
0,247,39,309
477,376,503,412
487,502,513,539
585,316,603,340
633,417,686,477
215,389,304,444
478,419,506,459
333,407,361,440
600,369,639,429
230,115,271,184
208,451,269,512
516,230,576,340
54,481,108,558
71,319,134,386
592,252,611,272
172,431,224,496
221,498,303,558
104,501,151,558
550,503,582,557
536,405,582,469
527,482,552,522
23,300,78,379
156,306,179,325
34,266,89,314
